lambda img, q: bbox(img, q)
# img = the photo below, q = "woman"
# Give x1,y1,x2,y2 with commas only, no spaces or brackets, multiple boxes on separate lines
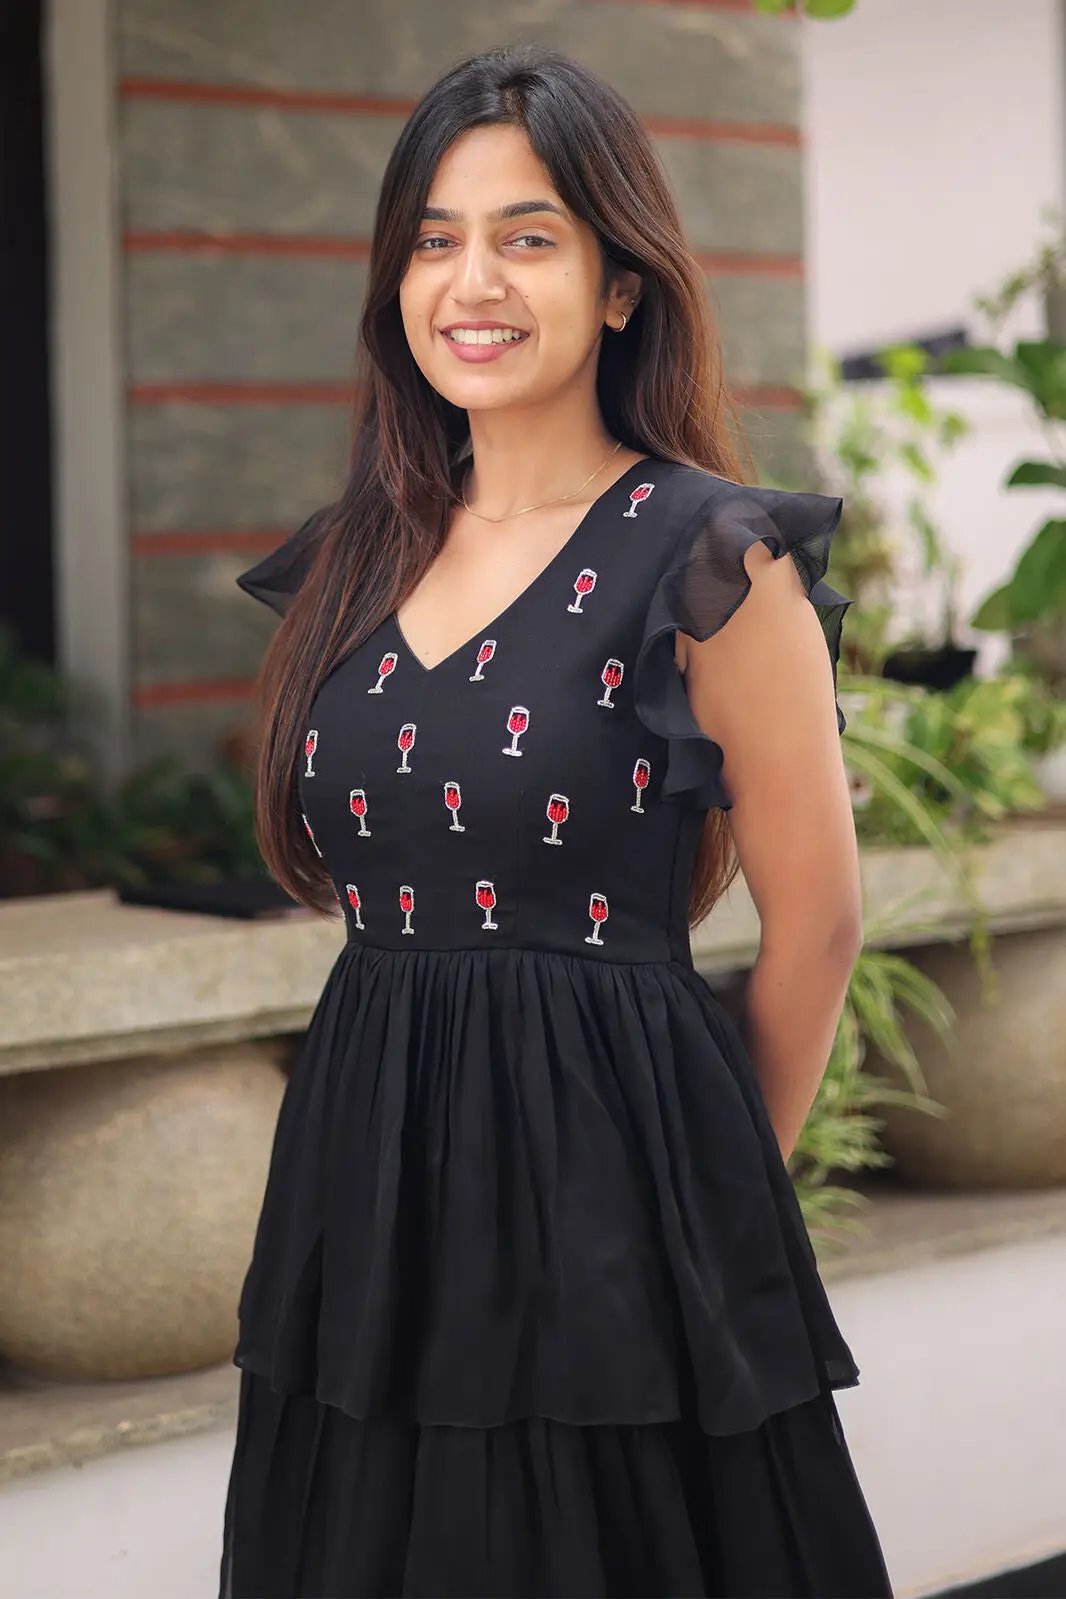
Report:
219,43,892,1599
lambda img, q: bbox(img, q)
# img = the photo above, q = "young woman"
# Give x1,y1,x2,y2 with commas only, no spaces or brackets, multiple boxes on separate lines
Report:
219,44,893,1599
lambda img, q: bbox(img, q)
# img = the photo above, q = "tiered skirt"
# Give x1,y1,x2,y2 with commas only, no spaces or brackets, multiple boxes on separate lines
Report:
219,942,893,1597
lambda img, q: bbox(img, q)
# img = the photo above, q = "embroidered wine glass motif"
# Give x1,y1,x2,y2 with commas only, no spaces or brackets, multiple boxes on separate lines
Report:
443,780,465,831
585,891,609,945
623,481,655,519
304,729,318,776
469,639,496,681
631,758,651,813
396,721,417,773
399,883,415,935
345,883,364,929
502,704,529,756
597,658,623,707
368,651,397,693
543,792,569,844
476,878,498,930
567,569,597,613
349,788,371,835
301,811,323,858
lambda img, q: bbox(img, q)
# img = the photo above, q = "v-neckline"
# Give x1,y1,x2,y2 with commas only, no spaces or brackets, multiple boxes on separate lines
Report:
390,454,655,677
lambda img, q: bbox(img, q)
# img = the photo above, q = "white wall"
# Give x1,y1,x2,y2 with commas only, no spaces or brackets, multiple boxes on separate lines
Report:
802,0,1066,673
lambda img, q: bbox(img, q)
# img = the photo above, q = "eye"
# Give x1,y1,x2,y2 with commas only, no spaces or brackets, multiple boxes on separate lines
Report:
413,233,554,253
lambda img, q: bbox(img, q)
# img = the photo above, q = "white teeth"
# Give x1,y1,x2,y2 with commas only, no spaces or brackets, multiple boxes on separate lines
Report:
447,327,526,345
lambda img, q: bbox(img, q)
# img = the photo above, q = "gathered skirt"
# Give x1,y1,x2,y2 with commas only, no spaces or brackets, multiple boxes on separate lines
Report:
219,942,893,1597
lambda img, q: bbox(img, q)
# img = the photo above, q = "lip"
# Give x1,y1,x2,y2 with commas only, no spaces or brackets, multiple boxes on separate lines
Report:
440,319,529,333
439,322,531,364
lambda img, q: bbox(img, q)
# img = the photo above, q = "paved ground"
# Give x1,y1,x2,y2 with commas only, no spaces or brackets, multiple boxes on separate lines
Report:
2,1225,1064,1598
831,1232,1066,1597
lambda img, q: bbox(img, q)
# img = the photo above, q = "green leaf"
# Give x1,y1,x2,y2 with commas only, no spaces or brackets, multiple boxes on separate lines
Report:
1006,460,1066,489
937,346,1031,390
851,723,974,807
970,582,1016,631
879,343,929,383
1008,519,1066,619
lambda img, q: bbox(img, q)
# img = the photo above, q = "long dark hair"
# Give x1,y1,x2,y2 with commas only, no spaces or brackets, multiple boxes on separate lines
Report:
249,44,757,926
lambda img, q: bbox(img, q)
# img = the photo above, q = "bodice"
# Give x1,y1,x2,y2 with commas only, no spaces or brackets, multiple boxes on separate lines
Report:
297,458,708,963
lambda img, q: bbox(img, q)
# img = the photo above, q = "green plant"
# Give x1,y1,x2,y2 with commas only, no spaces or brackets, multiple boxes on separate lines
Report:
789,347,970,673
971,203,1066,333
0,623,264,898
938,341,1066,636
846,673,1052,847
934,218,1066,672
792,904,955,1248
755,0,856,16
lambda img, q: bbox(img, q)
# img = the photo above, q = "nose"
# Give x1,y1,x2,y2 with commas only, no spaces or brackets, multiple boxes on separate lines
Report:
450,234,507,304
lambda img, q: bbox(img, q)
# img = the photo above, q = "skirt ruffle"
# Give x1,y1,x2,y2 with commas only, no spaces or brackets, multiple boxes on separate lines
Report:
233,942,858,1438
219,1368,892,1598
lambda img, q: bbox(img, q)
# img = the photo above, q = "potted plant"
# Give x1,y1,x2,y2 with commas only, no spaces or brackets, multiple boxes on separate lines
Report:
936,215,1066,796
793,345,974,693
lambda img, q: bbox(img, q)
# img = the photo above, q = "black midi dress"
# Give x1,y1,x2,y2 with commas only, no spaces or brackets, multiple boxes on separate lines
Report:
219,455,894,1598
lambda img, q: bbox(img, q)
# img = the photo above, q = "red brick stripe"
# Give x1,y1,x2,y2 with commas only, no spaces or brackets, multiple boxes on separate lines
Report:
127,379,801,408
118,78,798,144
132,530,292,557
124,232,801,271
119,78,413,115
133,678,257,707
128,381,354,404
124,230,372,258
593,0,795,10
645,116,799,144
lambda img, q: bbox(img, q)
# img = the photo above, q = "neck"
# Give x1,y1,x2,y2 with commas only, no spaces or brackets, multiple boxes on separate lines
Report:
460,406,620,516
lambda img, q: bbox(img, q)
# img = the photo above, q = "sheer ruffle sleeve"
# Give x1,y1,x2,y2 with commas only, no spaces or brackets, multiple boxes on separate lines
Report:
234,510,327,617
633,480,851,812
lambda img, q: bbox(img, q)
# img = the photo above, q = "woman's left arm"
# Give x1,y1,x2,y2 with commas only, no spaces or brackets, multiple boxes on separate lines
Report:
676,539,863,1163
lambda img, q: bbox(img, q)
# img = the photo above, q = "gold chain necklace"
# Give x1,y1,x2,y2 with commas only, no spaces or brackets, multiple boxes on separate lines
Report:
460,439,624,522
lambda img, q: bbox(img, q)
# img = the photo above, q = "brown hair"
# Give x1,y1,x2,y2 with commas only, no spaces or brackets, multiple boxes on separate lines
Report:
248,44,757,927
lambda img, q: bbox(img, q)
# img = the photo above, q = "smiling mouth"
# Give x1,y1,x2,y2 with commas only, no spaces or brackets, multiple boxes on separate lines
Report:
443,328,530,346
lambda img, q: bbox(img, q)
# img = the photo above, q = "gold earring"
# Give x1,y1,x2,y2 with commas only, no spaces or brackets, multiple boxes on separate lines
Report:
615,312,628,332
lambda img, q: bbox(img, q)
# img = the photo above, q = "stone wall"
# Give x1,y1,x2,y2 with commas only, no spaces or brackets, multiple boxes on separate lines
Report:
114,0,814,766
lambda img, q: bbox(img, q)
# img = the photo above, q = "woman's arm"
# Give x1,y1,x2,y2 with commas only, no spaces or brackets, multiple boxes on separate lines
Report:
676,539,862,1162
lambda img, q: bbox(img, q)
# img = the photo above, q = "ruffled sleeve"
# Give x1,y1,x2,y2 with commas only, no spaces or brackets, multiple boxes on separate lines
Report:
632,479,851,812
234,510,327,617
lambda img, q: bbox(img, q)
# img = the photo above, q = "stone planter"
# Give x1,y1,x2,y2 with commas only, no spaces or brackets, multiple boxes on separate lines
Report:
1034,743,1066,803
874,927,1066,1187
0,1041,287,1380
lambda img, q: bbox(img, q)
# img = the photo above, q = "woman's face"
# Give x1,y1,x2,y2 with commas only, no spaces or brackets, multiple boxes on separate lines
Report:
399,123,633,413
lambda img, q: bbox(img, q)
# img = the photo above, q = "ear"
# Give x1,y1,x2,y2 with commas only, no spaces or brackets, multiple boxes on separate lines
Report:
606,267,643,321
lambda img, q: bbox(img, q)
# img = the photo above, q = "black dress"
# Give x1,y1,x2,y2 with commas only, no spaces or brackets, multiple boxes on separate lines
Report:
219,455,893,1598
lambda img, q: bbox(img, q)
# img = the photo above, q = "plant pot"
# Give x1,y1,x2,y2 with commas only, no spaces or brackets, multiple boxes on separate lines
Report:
881,643,978,692
873,928,1066,1187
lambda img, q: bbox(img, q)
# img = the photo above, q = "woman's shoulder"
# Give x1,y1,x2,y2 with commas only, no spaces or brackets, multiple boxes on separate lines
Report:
644,460,756,548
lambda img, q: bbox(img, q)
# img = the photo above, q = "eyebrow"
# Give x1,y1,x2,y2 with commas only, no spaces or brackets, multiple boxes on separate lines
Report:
420,199,568,224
